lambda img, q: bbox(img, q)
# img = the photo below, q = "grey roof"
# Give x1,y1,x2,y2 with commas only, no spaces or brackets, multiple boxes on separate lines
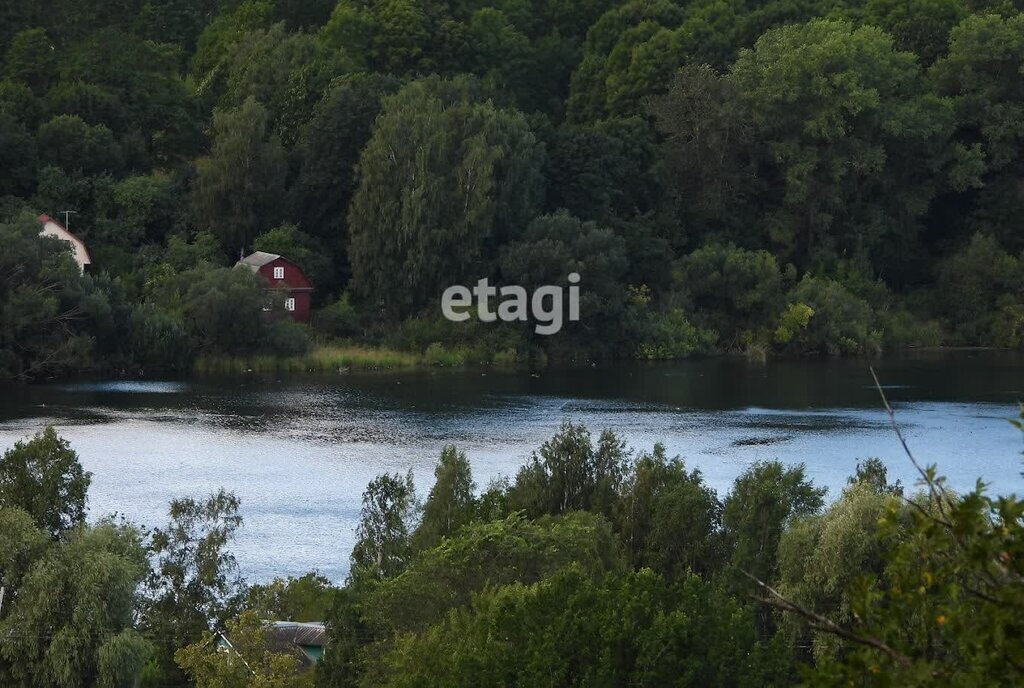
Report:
235,251,281,272
267,621,327,647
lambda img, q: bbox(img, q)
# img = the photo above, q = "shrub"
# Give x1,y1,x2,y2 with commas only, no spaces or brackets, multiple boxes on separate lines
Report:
936,233,1023,345
127,305,193,371
675,243,789,346
423,343,468,367
263,320,312,358
313,293,362,338
634,308,717,360
780,276,882,355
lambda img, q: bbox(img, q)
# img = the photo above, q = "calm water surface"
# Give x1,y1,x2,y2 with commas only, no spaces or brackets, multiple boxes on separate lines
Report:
1,352,1022,583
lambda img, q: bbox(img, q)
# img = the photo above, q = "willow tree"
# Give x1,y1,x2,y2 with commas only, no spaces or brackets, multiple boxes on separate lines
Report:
0,517,152,688
347,75,544,317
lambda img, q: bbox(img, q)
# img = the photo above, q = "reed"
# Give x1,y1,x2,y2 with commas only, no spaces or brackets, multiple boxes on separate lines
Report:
194,344,422,375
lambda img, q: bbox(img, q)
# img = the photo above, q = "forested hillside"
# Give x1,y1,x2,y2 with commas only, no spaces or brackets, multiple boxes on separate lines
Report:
3,0,1024,378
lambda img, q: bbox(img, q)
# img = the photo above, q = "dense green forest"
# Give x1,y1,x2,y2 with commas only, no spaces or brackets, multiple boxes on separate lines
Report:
3,0,1024,379
1,413,1023,686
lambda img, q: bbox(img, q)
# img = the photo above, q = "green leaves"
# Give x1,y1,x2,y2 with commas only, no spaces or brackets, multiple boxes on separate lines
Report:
143,489,245,686
191,97,287,253
347,76,544,317
0,518,152,688
349,471,418,587
730,19,951,268
414,445,477,551
0,427,90,538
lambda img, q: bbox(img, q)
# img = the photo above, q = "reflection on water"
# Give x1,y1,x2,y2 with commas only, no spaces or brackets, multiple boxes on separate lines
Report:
54,380,190,394
0,352,1022,583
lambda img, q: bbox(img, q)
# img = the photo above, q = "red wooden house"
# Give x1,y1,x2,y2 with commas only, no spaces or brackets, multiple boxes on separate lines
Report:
235,251,313,322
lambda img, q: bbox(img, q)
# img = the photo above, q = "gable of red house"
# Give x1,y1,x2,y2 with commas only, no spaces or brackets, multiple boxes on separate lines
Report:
234,251,313,322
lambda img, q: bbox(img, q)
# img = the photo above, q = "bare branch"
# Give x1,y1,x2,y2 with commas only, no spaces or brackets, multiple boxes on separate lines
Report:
743,571,912,667
870,367,950,520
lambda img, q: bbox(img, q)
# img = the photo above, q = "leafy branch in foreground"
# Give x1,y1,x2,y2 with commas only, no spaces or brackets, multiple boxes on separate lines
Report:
749,371,1024,685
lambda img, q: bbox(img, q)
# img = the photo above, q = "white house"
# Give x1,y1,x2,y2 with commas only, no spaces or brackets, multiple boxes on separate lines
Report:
38,214,91,273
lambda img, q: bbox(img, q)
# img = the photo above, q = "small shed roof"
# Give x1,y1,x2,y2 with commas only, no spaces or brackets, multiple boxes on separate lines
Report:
235,251,282,272
267,621,327,647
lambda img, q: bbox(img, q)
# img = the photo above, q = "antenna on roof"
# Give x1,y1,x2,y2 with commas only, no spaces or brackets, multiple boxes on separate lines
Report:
59,210,77,231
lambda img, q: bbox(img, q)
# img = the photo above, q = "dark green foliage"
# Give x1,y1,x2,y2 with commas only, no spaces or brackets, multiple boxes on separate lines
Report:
544,117,661,222
4,29,56,95
348,471,418,587
181,266,266,354
360,511,625,639
348,76,544,317
191,97,286,253
0,114,37,197
0,427,90,538
930,13,1024,251
142,489,245,687
264,319,312,357
780,275,884,356
246,573,337,622
849,457,903,496
674,242,790,348
508,421,627,519
2,0,1024,377
289,73,401,285
499,211,631,356
723,460,826,586
413,445,477,551
126,304,193,371
728,19,951,270
567,0,688,122
0,212,95,378
371,568,792,687
36,114,123,177
313,294,362,339
617,444,725,578
935,232,1024,345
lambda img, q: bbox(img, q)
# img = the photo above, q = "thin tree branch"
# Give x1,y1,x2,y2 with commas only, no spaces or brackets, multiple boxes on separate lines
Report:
870,366,950,520
743,571,912,667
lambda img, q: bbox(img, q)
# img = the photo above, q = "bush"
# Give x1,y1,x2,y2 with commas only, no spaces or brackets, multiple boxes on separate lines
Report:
182,267,265,354
992,301,1024,348
936,233,1023,345
780,276,882,356
877,307,943,349
127,305,193,371
675,243,790,346
423,342,469,367
634,308,717,360
313,293,362,338
263,320,311,357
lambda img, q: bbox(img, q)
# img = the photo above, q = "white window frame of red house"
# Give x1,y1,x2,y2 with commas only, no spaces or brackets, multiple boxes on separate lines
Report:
285,297,296,312
273,266,285,280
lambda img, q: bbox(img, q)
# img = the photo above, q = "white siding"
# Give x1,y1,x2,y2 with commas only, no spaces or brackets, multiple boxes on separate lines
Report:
40,220,91,273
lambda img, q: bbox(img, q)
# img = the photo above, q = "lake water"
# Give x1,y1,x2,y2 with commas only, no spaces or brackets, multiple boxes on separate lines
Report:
1,352,1022,583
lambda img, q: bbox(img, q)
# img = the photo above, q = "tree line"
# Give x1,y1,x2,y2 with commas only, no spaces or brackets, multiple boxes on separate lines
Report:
1,413,1022,686
3,0,1024,378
